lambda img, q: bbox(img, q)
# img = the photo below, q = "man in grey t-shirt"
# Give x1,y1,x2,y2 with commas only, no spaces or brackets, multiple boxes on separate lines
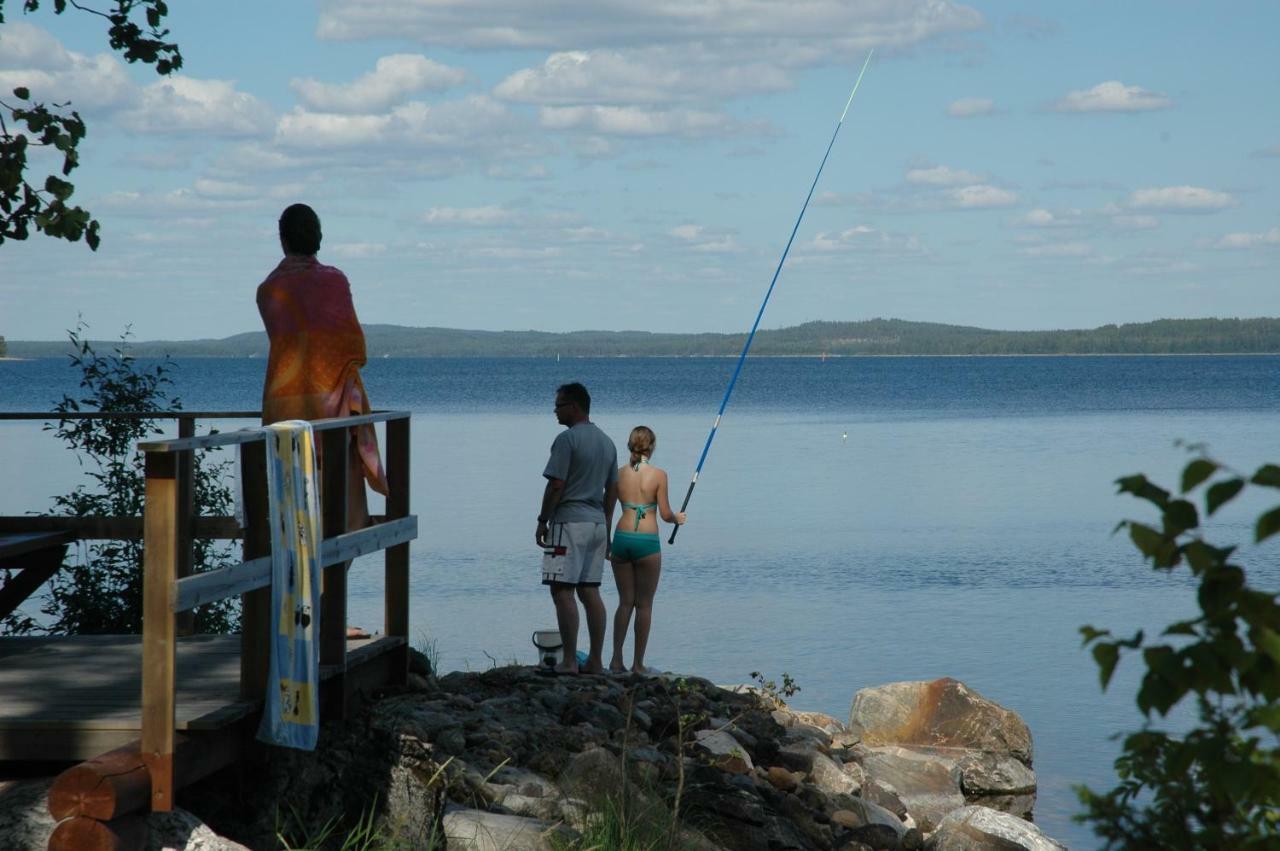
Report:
536,382,618,675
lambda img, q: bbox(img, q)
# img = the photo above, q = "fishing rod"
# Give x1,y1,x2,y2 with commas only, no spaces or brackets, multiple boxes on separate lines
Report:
669,50,874,545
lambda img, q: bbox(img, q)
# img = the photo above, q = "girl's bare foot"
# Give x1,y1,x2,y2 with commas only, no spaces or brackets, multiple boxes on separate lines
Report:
631,664,660,677
608,659,627,674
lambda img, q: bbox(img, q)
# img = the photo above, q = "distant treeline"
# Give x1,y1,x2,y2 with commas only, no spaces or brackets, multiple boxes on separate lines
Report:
7,318,1280,358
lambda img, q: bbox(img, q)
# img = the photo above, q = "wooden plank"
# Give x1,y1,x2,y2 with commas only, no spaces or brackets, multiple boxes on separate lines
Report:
174,517,417,612
0,411,260,421
0,516,239,541
0,530,70,560
320,429,348,676
175,418,195,637
239,442,271,701
0,540,66,620
385,417,411,646
140,451,179,812
139,411,410,452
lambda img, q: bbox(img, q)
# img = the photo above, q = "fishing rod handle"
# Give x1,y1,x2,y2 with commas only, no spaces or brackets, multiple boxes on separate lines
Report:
668,479,697,544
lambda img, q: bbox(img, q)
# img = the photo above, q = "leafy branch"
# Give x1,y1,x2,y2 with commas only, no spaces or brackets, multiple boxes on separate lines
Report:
0,0,182,249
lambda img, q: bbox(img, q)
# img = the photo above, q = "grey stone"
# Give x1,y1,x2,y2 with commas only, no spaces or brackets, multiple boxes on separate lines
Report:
926,805,1067,850
848,822,905,850
443,806,574,851
809,751,859,796
490,765,561,799
0,780,55,851
147,808,251,851
958,753,1037,796
776,739,822,772
558,745,624,799
840,798,907,838
856,745,965,831
500,792,563,820
862,777,907,820
693,729,754,773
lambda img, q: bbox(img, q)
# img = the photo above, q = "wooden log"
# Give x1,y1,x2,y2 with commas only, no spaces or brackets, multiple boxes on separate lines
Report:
48,814,148,851
48,733,244,822
140,451,180,813
47,743,149,821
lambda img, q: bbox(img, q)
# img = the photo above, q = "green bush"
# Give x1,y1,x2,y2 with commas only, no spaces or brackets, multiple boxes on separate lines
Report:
1,324,238,635
1077,449,1280,848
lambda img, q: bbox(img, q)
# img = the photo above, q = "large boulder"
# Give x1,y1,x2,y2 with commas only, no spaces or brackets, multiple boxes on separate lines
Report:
925,805,1066,850
147,809,252,851
0,780,56,851
848,680,1033,766
853,745,966,832
443,806,575,851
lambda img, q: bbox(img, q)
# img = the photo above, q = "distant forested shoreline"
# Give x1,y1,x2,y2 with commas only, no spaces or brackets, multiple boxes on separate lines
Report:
6,317,1280,358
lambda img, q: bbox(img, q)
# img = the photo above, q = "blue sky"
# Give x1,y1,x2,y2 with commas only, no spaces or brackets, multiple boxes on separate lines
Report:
1,1,1277,341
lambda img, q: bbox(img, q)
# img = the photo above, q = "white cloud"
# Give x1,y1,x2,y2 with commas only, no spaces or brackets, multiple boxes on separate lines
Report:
275,95,522,151
330,242,389,258
275,110,390,148
1017,208,1056,227
1051,80,1172,113
669,224,703,241
422,206,519,226
948,185,1018,208
193,179,258,199
1019,242,1092,258
495,48,791,106
316,0,984,56
1110,214,1158,231
0,21,74,70
906,165,984,186
947,97,994,118
540,105,743,137
0,25,134,112
1214,227,1280,250
291,54,466,113
124,77,274,136
1126,186,1234,212
668,223,739,252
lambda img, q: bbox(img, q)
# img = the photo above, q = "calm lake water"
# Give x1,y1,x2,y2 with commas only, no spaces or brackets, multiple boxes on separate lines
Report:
4,354,1279,848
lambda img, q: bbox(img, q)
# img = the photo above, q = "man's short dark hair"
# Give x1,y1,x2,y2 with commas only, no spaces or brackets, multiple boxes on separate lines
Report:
279,203,322,255
557,382,591,413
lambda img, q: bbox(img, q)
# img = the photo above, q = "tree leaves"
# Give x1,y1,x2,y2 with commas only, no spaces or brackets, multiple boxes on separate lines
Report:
1181,458,1218,493
1,0,180,249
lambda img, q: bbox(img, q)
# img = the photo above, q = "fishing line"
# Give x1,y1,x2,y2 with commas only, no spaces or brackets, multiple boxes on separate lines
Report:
669,50,874,545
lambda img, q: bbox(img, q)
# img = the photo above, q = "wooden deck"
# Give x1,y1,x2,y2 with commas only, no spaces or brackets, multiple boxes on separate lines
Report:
0,633,406,762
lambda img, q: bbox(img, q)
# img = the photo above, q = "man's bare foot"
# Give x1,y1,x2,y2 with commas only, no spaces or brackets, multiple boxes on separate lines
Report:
553,662,579,675
581,660,605,675
631,664,660,676
608,659,627,674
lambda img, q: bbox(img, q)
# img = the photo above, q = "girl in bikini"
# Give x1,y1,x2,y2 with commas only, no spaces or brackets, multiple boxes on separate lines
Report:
608,426,687,675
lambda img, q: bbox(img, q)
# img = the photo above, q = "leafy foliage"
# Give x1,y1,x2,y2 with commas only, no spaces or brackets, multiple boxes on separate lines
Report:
1,323,238,635
0,0,182,249
1076,449,1280,848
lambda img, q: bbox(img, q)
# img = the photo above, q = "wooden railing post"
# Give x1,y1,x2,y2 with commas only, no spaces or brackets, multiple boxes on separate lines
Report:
320,427,349,716
174,416,196,636
140,450,180,812
239,441,271,700
386,416,410,684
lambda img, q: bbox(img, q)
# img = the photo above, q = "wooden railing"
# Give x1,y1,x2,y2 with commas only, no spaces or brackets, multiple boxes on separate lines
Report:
135,410,416,810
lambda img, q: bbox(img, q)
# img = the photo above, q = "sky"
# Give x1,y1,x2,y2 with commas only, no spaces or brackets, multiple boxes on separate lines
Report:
0,1,1277,341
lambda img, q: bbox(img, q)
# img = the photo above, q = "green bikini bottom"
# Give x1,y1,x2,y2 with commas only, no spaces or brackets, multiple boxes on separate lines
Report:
611,530,661,562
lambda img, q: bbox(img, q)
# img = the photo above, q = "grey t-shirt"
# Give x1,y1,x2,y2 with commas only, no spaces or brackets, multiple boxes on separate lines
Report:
543,421,618,523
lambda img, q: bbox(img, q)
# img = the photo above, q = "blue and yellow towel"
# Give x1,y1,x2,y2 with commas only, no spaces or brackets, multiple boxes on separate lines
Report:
257,420,322,750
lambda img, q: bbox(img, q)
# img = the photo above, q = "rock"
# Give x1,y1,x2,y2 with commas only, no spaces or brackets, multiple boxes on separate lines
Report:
0,779,55,851
848,823,906,850
855,745,965,832
848,679,1033,766
810,752,859,796
500,792,562,820
842,759,866,792
694,729,754,774
766,766,803,792
490,765,560,800
862,777,907,820
148,809,251,851
957,752,1037,796
839,797,907,838
925,805,1067,850
443,806,574,850
557,746,623,799
776,739,822,772
972,793,1036,819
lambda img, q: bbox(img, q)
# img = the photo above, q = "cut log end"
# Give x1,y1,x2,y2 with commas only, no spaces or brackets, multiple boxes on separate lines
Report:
48,814,148,851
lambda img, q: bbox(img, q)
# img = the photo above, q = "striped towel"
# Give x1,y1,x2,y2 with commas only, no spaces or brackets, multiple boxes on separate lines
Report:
256,420,323,750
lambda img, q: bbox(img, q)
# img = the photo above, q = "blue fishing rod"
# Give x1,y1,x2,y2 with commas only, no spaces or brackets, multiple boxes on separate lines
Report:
670,51,874,545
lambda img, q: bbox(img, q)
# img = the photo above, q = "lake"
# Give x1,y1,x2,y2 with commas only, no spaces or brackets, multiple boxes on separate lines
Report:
4,353,1279,848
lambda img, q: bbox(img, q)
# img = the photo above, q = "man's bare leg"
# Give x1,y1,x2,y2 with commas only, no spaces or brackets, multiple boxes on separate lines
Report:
550,584,580,673
576,584,607,674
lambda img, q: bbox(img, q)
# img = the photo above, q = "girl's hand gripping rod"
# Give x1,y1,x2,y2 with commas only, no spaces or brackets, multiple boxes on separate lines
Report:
670,51,874,545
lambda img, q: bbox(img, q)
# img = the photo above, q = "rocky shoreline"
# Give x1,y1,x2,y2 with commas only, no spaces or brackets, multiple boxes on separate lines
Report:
3,663,1070,850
